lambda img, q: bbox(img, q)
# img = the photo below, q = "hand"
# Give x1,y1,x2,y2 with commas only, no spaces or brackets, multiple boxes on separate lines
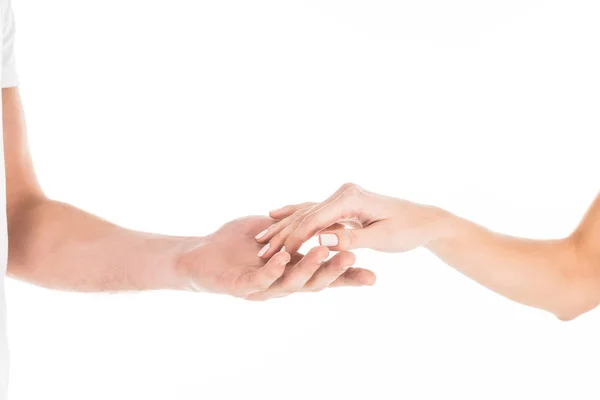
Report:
255,183,450,258
177,216,376,300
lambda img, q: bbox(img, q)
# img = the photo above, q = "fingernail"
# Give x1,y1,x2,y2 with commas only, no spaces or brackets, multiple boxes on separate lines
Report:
255,229,268,240
320,233,339,247
258,243,270,257
279,246,286,253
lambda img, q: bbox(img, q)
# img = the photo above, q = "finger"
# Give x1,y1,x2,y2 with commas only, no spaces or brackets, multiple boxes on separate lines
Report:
258,214,306,258
236,251,291,296
244,252,305,301
259,218,349,259
268,246,330,295
318,226,382,251
269,202,316,220
255,207,311,244
303,251,356,292
283,186,364,254
269,184,359,221
328,267,377,288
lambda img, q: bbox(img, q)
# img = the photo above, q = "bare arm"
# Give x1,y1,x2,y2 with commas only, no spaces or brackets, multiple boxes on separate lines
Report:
3,89,373,297
3,87,198,291
425,196,600,321
259,183,600,319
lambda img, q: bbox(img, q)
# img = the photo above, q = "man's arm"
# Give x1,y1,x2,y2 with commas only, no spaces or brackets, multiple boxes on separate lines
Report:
3,89,373,297
259,183,600,319
3,87,194,291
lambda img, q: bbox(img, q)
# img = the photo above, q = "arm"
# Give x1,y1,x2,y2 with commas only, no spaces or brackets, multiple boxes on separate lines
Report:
4,88,191,291
4,90,373,297
258,183,600,319
425,198,600,321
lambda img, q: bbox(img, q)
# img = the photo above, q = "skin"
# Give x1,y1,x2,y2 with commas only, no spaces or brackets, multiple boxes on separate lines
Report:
3,88,375,300
257,183,600,320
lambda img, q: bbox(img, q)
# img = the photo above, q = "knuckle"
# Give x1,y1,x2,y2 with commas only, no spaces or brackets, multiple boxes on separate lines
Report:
297,215,315,234
302,213,315,224
292,208,305,218
252,279,270,292
336,251,356,269
270,232,284,246
277,284,295,295
341,182,358,191
291,214,306,230
277,215,292,226
339,251,356,266
313,246,330,260
341,191,364,216
266,222,280,235
342,183,362,198
285,211,303,231
344,229,357,246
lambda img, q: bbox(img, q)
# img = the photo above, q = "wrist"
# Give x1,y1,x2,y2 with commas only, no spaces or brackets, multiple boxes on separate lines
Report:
417,204,457,246
126,235,207,291
172,235,214,291
421,206,465,250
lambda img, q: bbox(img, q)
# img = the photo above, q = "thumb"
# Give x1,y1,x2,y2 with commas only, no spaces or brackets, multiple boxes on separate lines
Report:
319,227,379,251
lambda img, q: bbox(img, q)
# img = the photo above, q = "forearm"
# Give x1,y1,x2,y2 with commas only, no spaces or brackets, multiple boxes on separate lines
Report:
423,208,600,320
7,197,202,292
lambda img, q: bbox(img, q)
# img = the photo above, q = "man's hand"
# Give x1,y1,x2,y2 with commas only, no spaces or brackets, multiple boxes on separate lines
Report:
4,88,375,299
177,216,376,301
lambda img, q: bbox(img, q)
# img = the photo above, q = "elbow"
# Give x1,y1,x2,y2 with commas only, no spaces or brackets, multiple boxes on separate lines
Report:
553,302,594,322
549,277,600,321
550,247,600,322
6,193,50,279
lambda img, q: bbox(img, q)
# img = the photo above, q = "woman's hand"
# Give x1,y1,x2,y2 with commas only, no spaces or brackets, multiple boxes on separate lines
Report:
255,183,450,258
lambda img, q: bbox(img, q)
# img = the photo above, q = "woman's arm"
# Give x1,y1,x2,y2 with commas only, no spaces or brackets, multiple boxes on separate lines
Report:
257,183,600,319
425,202,600,321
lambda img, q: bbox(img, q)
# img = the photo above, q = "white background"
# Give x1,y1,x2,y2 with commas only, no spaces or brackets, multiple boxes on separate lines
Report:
5,0,600,399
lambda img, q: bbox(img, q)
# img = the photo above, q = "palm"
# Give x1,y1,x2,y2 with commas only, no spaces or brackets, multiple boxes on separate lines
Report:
209,216,279,277
179,216,374,300
179,216,274,295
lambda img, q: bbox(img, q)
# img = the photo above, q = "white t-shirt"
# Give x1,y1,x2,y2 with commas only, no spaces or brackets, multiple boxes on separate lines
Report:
1,0,19,398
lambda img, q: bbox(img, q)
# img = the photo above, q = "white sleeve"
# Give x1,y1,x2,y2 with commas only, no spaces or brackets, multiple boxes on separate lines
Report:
1,0,18,88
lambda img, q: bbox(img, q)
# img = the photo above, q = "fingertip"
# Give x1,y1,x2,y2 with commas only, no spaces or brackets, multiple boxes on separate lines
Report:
269,207,286,219
277,251,291,265
268,210,279,219
362,271,376,286
257,243,271,258
352,268,376,286
319,232,339,247
254,228,269,242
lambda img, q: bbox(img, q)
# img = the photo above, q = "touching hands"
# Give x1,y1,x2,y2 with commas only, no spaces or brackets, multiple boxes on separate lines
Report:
177,216,376,301
176,183,447,301
255,183,449,258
